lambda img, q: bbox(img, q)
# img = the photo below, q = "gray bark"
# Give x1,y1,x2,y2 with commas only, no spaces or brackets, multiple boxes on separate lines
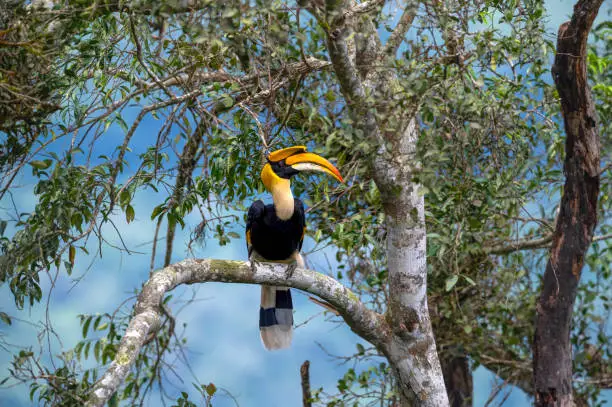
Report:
320,0,449,405
374,120,448,407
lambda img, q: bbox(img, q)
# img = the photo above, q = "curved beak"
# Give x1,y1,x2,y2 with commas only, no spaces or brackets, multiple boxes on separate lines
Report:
285,152,344,183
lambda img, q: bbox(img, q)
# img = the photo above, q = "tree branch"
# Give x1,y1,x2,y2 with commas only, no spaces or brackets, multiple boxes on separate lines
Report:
330,0,385,29
86,259,385,406
484,232,612,255
301,360,313,407
485,234,554,255
383,0,418,57
30,0,215,17
479,344,612,398
121,57,330,90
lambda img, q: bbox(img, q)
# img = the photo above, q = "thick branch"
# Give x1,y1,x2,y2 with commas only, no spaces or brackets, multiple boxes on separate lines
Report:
533,0,603,406
86,259,385,406
441,351,473,407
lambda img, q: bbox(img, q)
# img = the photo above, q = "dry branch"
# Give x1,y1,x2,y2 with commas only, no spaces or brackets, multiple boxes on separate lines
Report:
301,360,313,407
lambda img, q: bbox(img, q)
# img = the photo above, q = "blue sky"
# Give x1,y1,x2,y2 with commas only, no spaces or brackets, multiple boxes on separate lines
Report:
1,1,611,406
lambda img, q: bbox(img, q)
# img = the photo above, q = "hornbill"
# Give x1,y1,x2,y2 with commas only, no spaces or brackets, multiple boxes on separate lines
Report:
246,146,343,350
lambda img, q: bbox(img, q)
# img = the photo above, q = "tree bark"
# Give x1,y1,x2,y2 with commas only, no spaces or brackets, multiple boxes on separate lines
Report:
321,1,449,404
300,360,312,407
533,0,603,406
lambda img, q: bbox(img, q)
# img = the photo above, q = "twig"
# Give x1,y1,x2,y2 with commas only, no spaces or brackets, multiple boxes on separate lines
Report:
300,360,312,407
383,1,419,57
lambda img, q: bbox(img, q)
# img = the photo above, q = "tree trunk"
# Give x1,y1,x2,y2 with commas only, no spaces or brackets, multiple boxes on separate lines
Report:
533,0,603,406
374,120,449,407
321,1,449,403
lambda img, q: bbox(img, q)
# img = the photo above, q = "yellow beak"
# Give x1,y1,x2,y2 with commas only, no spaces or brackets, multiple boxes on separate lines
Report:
285,152,344,183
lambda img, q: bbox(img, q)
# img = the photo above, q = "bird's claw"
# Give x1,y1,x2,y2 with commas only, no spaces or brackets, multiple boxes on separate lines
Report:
250,259,260,274
285,263,297,279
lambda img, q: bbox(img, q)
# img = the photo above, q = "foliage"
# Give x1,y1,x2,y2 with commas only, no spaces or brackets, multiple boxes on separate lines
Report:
0,0,610,405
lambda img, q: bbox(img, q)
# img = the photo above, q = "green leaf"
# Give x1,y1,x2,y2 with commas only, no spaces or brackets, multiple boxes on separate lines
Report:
126,204,135,223
30,160,51,170
151,204,166,220
0,312,12,325
82,316,92,338
120,189,131,207
445,275,459,292
462,275,476,286
69,245,76,266
221,95,234,108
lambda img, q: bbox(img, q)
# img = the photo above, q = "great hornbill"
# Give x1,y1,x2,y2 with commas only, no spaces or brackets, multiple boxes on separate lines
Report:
246,146,343,350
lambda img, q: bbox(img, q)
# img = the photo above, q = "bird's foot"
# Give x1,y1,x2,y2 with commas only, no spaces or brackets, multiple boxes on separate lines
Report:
285,263,297,279
250,259,260,274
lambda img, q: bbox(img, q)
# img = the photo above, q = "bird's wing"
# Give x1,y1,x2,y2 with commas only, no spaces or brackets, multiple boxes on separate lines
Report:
295,199,306,252
246,200,265,257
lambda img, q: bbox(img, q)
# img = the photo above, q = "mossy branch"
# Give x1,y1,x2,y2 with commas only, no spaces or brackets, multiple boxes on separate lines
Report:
86,259,386,407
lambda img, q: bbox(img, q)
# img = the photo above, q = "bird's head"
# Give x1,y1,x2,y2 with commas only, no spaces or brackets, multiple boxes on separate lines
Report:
261,146,344,192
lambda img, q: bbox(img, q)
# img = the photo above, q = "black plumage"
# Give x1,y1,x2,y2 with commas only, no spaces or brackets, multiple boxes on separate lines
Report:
246,146,343,349
246,199,305,261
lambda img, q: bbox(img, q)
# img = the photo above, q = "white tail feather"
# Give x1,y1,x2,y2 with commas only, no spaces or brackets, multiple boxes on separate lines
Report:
260,324,293,350
260,285,276,309
256,251,301,350
260,286,293,350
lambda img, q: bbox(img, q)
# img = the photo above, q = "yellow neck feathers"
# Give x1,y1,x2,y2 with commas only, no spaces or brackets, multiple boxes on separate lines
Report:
261,164,294,220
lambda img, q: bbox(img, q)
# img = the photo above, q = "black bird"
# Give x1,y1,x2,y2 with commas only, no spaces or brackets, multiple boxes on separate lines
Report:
246,146,343,349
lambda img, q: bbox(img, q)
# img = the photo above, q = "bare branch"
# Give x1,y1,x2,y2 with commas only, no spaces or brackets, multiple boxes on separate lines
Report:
484,232,612,256
593,233,612,243
86,259,385,406
485,234,554,255
301,360,313,407
383,0,419,57
29,0,216,17
120,57,330,91
331,0,386,29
